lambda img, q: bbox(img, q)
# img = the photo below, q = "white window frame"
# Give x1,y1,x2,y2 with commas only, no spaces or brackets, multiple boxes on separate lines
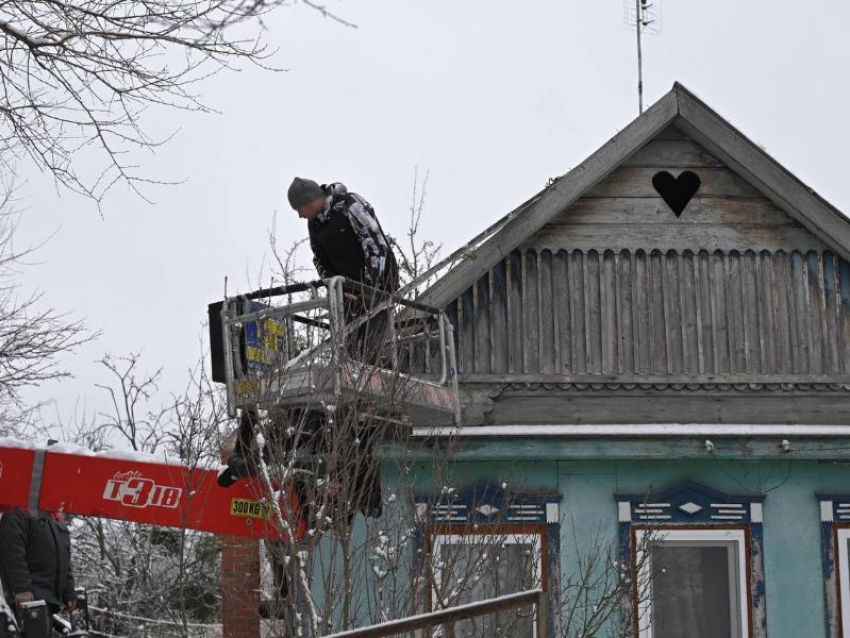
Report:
837,528,850,633
432,532,544,638
634,528,749,638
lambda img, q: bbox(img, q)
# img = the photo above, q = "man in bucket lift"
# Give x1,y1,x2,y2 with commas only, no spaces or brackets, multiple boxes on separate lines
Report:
290,178,400,362
217,180,399,522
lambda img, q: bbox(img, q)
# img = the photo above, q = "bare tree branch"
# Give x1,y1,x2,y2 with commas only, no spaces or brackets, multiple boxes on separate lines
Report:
0,0,354,203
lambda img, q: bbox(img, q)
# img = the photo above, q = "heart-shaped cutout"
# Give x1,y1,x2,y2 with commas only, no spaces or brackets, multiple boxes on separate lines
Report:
652,170,701,217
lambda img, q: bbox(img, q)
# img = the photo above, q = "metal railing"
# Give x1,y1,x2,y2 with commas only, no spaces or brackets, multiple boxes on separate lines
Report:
219,276,460,421
323,588,548,638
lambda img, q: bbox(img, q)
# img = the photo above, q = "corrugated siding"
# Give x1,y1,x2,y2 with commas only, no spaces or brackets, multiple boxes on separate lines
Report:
447,249,850,376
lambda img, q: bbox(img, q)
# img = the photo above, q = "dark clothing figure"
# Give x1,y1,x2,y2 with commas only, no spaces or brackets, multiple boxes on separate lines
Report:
307,183,398,291
0,509,75,613
305,182,400,366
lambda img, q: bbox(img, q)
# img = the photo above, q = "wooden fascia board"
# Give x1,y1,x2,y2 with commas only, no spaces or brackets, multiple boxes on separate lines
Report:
674,85,850,260
420,89,680,309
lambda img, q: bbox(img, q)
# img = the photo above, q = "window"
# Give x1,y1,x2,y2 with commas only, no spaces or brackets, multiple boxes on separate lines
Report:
432,532,543,638
837,528,850,633
817,495,850,635
635,528,749,638
416,482,561,638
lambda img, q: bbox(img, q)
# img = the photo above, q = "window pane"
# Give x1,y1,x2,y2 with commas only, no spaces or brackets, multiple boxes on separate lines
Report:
651,543,738,638
437,541,536,638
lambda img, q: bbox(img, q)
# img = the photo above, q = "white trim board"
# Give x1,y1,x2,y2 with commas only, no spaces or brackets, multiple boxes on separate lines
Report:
635,528,749,638
837,529,850,635
412,424,850,438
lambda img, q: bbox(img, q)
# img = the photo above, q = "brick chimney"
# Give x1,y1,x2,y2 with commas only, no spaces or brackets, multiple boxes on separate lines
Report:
221,535,260,638
220,431,260,638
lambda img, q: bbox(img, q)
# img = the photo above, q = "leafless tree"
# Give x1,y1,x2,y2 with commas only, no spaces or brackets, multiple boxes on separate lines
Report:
66,352,229,638
0,182,90,437
389,168,442,294
0,0,354,202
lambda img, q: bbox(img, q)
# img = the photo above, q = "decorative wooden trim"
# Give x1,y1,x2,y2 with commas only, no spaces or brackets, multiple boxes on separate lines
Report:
816,496,850,638
619,481,767,638
414,483,562,637
460,373,850,385
413,424,850,439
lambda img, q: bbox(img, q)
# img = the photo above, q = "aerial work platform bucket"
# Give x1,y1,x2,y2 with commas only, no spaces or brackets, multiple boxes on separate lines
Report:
208,277,461,428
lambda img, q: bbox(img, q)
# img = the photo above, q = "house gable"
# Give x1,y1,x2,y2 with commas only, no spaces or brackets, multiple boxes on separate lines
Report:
423,83,850,310
432,85,850,426
524,125,827,254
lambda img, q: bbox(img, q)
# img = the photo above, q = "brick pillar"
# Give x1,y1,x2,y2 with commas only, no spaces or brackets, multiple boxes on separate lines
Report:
221,535,261,638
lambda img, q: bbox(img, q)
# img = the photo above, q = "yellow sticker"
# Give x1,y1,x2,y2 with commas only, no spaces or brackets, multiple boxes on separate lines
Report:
230,498,271,519
235,378,260,397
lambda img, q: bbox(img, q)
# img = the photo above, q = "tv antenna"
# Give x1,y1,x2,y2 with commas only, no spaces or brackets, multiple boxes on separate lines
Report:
624,0,662,114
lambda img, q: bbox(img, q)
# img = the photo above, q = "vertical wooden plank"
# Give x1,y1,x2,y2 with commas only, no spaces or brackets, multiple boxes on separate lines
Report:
806,251,826,375
839,257,850,374
618,250,635,374
726,252,746,373
790,251,809,373
570,251,588,373
490,260,509,374
664,250,683,374
460,286,475,375
681,251,700,374
539,250,555,374
649,250,668,373
601,250,618,374
697,251,714,374
556,250,572,373
474,272,492,374
742,250,762,373
550,252,562,372
508,251,523,374
445,300,460,377
711,251,730,373
822,252,840,374
523,250,540,373
757,251,777,374
769,251,789,374
778,251,799,373
585,250,602,374
634,250,651,374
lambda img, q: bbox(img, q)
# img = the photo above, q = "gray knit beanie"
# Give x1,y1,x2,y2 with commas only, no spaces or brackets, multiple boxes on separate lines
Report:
287,177,324,210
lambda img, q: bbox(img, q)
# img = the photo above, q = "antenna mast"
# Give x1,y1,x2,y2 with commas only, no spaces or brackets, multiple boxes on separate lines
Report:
625,0,662,115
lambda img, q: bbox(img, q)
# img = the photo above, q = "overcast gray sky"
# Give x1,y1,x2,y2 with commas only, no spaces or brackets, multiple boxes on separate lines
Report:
16,1,850,429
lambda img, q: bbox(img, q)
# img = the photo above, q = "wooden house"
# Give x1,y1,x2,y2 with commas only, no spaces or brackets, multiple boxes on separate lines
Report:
221,83,850,638
408,82,850,638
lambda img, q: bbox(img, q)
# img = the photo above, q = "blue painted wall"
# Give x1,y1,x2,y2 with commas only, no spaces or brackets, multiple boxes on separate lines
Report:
403,455,850,638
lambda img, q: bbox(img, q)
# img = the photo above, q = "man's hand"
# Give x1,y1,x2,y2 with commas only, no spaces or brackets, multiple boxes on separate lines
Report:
64,600,77,613
14,592,33,608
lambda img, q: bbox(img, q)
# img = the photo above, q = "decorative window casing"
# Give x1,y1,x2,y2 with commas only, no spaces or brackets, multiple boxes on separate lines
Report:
617,481,767,638
817,494,850,638
416,483,561,637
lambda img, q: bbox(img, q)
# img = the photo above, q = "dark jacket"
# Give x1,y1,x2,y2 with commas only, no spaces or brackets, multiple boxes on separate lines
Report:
0,508,75,607
308,183,399,292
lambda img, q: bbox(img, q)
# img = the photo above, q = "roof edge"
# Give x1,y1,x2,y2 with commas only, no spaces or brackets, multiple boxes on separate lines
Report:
420,86,680,308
